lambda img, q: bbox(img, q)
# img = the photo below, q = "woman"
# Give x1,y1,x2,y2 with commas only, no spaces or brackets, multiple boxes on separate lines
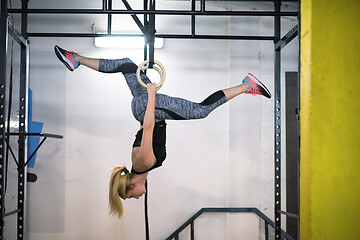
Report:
54,45,271,217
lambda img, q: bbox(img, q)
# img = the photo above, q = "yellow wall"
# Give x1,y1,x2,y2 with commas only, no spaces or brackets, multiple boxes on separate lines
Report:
300,0,360,239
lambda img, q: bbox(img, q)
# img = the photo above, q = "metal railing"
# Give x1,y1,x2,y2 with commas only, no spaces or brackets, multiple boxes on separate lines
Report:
165,207,295,240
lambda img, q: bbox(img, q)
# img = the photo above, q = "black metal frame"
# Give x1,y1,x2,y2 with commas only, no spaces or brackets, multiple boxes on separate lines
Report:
274,1,282,239
0,10,29,240
1,1,64,240
6,133,63,168
0,0,8,237
1,0,300,239
1,2,30,239
165,208,295,240
7,0,298,64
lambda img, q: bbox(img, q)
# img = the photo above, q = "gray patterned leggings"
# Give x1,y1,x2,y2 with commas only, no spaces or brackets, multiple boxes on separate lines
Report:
99,58,228,123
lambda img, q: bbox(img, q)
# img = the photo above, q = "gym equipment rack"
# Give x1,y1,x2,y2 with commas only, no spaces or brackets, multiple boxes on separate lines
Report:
0,0,299,239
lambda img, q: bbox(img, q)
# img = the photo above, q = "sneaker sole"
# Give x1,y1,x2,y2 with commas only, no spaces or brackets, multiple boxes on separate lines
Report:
54,45,74,71
248,73,271,98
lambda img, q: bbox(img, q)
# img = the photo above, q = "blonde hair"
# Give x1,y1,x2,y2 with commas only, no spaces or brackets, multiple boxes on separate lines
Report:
109,165,131,218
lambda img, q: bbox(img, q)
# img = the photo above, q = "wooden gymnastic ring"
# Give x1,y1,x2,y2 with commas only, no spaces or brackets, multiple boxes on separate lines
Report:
136,60,166,90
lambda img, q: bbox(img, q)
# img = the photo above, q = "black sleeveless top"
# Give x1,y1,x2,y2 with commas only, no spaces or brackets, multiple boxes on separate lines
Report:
131,120,167,174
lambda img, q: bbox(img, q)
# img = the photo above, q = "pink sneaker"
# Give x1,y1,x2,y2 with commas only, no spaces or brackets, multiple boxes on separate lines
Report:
242,73,271,99
54,45,80,71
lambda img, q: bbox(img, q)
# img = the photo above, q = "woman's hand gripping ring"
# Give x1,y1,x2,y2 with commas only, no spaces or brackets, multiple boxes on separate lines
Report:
136,60,166,90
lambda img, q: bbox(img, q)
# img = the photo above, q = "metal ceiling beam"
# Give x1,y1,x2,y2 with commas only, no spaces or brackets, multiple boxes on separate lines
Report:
8,8,298,16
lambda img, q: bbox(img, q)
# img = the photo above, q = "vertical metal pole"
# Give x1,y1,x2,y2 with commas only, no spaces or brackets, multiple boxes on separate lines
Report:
148,0,155,68
143,0,148,73
143,0,148,27
274,1,281,240
107,0,112,34
18,1,28,239
0,0,8,239
191,0,195,36
265,222,269,240
201,0,205,12
190,221,194,240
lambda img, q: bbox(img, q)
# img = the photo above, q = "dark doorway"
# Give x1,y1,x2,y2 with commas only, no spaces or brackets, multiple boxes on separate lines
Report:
285,72,300,240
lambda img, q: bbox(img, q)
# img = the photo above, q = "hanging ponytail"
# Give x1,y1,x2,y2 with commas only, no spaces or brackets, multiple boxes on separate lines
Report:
109,165,131,218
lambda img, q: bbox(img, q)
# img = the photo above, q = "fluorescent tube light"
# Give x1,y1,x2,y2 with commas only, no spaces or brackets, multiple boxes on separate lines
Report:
94,36,163,48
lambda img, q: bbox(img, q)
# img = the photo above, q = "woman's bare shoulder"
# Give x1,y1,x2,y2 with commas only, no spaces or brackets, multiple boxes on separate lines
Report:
131,147,156,172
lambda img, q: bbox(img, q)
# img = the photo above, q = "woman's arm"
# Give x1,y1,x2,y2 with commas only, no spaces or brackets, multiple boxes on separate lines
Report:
143,83,157,131
133,83,158,171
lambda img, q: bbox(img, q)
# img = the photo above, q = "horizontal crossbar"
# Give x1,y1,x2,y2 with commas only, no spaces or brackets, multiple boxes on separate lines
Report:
7,132,63,139
26,32,275,40
8,9,298,16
